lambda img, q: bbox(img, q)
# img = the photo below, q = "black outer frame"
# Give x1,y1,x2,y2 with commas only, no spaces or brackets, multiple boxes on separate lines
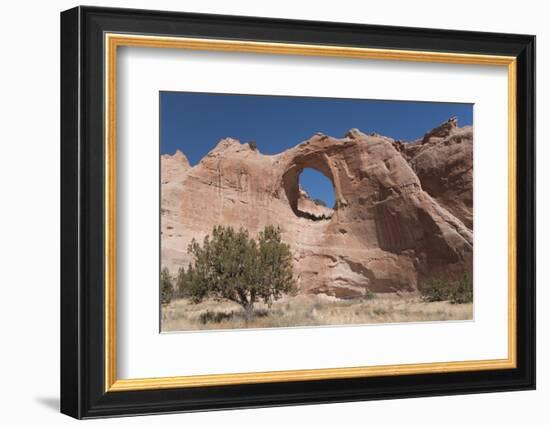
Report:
60,5,536,419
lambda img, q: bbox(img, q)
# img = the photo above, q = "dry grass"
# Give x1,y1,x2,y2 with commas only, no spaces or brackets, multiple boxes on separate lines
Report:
161,293,473,332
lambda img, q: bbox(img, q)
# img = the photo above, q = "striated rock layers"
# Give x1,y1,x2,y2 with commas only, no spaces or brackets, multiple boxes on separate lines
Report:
161,118,473,298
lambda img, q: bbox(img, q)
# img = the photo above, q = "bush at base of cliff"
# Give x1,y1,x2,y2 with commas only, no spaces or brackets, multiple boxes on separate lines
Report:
160,267,174,305
419,274,473,304
177,225,296,320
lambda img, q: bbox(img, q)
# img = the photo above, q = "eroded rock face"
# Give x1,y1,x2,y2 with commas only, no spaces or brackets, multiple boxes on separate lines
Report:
161,120,473,298
397,118,473,229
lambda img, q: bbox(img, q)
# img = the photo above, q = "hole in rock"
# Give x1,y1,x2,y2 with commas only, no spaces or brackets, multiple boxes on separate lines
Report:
297,168,335,221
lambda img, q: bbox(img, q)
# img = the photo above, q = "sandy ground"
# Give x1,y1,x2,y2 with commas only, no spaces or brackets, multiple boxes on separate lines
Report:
161,293,473,332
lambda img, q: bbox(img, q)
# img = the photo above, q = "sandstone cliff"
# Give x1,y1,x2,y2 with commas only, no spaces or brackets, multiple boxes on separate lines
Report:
161,119,473,298
396,117,473,229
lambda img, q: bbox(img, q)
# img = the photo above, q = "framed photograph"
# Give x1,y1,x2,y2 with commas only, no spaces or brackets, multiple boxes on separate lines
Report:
60,6,535,419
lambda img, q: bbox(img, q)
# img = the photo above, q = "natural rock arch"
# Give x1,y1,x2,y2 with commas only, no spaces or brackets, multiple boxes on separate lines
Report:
161,121,474,298
282,161,336,220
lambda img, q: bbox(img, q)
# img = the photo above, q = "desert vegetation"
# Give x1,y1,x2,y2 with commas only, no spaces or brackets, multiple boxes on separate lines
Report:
160,267,174,305
173,225,296,321
161,225,473,331
418,274,473,304
161,293,473,331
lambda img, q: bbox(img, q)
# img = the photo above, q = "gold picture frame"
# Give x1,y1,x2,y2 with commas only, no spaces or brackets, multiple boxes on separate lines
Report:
104,33,517,392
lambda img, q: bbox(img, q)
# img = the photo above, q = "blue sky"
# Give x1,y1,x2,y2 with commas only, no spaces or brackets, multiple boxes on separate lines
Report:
160,91,472,207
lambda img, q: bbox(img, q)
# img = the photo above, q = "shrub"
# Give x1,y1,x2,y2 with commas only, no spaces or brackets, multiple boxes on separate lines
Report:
199,310,234,324
449,274,473,304
419,277,449,302
312,198,327,207
160,267,174,305
363,289,376,301
178,225,296,320
419,274,473,304
248,140,258,151
176,267,190,298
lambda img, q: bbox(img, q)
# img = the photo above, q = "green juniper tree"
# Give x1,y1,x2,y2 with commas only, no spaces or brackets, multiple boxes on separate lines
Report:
160,267,174,305
177,225,295,321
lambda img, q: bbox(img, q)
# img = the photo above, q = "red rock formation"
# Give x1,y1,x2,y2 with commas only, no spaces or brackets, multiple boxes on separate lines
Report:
297,187,334,220
161,120,473,298
398,117,473,229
